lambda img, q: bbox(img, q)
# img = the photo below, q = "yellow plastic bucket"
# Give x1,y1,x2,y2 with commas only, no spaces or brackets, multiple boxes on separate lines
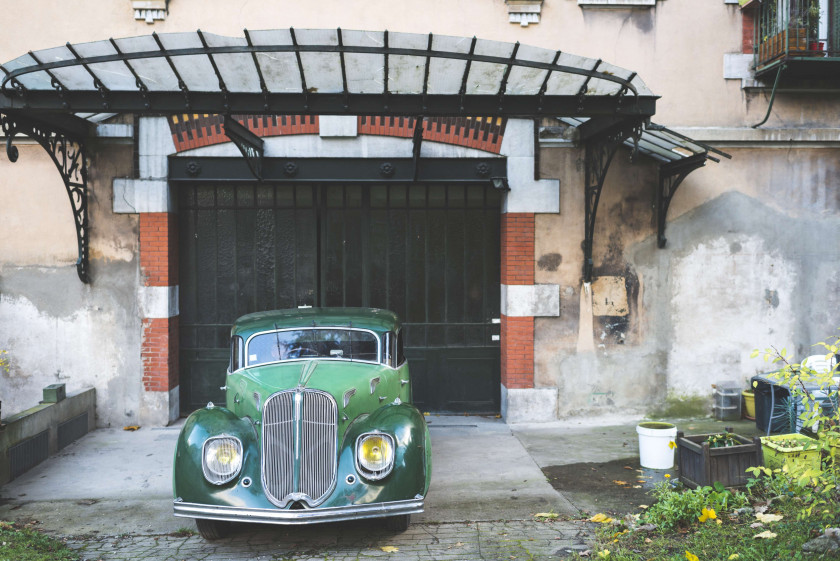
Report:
742,389,755,419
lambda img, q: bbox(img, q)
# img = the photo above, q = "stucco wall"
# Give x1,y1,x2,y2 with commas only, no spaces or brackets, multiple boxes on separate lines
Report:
534,144,840,417
0,142,145,427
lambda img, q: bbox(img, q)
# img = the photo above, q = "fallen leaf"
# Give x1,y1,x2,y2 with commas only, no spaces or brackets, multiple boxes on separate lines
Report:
623,466,633,470
755,513,783,523
753,531,777,539
750,522,764,529
644,538,652,543
380,545,399,553
534,512,558,519
754,504,768,514
589,513,613,523
632,485,642,489
638,505,649,509
612,480,629,486
123,425,140,431
454,542,464,547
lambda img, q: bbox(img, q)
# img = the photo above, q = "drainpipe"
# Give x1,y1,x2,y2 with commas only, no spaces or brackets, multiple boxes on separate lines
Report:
752,63,786,128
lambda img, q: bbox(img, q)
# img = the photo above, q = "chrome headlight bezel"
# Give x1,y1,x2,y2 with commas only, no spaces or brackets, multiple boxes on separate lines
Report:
202,435,243,485
355,431,395,481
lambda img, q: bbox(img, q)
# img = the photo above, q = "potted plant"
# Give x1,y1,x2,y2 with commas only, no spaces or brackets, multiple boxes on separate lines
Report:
761,433,821,472
676,431,763,489
806,1,825,53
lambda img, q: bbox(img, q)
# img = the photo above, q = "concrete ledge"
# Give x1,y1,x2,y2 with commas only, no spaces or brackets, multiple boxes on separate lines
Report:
501,386,558,423
0,388,96,484
113,178,173,214
138,285,179,318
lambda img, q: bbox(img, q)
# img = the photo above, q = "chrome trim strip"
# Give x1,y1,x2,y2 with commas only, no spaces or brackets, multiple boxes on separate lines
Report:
174,499,424,525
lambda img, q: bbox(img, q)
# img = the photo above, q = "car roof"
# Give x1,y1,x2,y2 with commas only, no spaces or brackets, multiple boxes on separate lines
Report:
231,307,401,339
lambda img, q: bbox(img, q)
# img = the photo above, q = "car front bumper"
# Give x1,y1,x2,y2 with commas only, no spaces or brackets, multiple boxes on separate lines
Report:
173,497,424,525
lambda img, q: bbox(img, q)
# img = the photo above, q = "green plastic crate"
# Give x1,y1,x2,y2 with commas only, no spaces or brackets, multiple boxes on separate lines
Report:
761,433,820,472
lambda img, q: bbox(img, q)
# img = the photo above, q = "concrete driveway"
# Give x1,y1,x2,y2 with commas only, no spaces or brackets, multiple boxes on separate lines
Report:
0,415,578,536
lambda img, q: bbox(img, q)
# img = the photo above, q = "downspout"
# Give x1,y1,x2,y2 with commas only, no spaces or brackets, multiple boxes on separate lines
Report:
752,63,786,128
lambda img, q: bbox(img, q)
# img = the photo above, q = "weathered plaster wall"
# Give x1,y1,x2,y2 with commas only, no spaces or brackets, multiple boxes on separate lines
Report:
0,143,144,427
534,144,840,417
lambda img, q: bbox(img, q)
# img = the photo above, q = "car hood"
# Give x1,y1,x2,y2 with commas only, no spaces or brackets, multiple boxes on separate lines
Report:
227,359,395,420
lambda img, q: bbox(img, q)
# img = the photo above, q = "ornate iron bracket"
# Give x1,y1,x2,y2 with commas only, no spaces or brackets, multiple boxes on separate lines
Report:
0,111,91,283
656,153,706,249
223,115,264,180
582,119,643,283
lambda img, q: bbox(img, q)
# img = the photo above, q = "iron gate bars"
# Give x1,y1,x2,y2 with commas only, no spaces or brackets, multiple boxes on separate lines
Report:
0,29,655,119
0,111,91,283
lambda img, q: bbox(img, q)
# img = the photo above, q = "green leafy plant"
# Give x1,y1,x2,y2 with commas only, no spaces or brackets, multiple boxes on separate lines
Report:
640,481,748,531
750,330,840,519
707,432,740,448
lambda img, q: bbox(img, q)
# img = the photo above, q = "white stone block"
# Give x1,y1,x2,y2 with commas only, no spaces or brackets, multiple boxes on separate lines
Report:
113,178,172,214
168,385,180,423
138,285,179,319
501,386,558,423
319,116,358,137
138,117,175,179
502,284,560,317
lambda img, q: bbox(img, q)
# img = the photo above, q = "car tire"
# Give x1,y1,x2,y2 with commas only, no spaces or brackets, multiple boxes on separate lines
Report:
385,514,411,532
195,518,230,540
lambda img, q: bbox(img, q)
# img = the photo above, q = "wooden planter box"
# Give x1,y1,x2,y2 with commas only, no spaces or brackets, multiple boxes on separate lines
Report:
758,28,808,65
676,432,764,489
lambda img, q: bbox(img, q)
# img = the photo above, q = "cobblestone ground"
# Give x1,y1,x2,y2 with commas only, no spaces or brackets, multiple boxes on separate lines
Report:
66,519,595,561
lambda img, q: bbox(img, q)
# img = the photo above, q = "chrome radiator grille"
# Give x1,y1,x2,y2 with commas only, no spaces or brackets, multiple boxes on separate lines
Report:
262,389,337,507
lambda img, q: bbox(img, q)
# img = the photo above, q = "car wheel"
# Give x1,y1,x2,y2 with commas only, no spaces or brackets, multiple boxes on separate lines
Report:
195,518,230,540
385,514,410,532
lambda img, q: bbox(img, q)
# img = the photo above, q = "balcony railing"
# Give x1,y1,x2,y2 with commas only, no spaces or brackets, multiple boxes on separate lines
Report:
755,0,840,69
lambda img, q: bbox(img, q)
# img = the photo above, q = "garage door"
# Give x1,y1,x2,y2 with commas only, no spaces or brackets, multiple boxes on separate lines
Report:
178,183,501,414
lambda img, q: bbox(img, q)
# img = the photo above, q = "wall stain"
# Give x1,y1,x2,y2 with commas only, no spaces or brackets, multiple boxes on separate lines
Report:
538,252,562,271
765,289,780,308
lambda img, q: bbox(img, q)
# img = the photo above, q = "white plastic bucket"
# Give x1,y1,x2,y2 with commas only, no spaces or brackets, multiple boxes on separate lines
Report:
636,422,677,469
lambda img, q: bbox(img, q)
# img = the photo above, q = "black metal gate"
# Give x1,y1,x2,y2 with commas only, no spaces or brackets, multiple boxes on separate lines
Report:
178,183,501,414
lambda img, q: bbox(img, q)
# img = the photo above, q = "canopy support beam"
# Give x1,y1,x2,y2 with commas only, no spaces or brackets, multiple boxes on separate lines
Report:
0,111,92,282
656,153,706,249
582,119,643,283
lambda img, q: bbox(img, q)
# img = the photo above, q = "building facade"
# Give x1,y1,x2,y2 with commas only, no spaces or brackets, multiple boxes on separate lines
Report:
0,0,838,427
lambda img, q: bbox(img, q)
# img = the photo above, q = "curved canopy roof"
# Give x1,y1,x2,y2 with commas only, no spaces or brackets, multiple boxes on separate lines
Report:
0,28,656,118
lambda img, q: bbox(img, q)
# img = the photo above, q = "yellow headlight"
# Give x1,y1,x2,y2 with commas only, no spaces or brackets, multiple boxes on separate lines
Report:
356,433,395,478
202,436,243,484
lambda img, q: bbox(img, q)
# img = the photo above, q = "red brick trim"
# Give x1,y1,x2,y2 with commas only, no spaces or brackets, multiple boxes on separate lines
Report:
742,8,755,54
166,114,506,154
500,213,535,285
141,316,179,392
139,213,178,287
501,314,534,389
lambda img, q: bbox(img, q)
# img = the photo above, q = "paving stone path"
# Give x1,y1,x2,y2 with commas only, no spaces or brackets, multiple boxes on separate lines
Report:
66,519,595,561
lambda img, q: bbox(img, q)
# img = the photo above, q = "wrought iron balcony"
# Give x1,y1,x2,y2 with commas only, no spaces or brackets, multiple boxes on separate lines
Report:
751,0,840,78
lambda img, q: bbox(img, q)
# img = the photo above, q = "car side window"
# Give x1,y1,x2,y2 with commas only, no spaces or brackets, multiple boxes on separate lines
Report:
396,329,406,366
383,332,399,368
230,336,243,371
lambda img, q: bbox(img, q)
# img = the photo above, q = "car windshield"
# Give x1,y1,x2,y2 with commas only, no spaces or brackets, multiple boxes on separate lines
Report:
246,328,379,366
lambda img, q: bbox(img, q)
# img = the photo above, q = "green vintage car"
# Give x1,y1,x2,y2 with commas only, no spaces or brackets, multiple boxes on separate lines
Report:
173,307,432,539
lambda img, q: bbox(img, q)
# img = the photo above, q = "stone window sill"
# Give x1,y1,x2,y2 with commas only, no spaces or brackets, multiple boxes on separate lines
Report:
578,0,656,6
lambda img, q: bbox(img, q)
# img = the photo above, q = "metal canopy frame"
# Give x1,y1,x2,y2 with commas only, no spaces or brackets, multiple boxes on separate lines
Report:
559,117,731,282
0,28,656,117
168,156,507,184
0,29,659,284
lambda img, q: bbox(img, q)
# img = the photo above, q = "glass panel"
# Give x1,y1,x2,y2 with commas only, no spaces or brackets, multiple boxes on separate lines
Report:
112,36,179,91
33,46,95,90
370,185,387,208
506,44,556,96
427,34,472,95
466,62,506,95
153,33,219,91
299,52,344,93
2,53,52,90
387,55,426,93
72,40,137,91
345,53,384,93
544,53,593,96
247,329,380,365
257,52,302,93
